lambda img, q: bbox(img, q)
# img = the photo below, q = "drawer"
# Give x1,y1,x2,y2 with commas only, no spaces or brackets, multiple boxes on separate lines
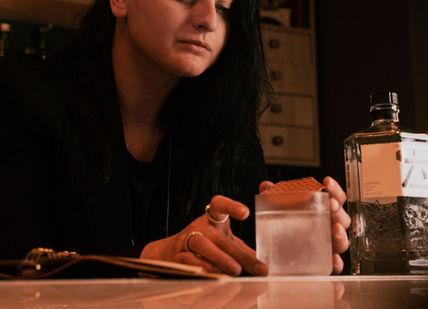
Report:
267,62,316,95
259,95,315,127
259,125,316,161
268,62,315,95
262,30,312,65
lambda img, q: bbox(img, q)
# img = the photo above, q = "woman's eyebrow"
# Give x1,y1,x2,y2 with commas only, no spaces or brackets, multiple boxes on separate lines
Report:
217,0,233,8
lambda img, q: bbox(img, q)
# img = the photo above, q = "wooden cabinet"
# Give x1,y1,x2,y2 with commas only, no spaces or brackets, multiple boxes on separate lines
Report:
0,0,92,28
259,1,320,167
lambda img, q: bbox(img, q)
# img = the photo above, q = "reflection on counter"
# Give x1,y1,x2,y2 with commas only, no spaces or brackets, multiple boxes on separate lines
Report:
341,279,428,309
0,276,427,308
258,281,335,308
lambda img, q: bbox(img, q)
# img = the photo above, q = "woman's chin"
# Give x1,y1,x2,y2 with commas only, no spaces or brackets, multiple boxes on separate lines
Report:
174,67,206,78
166,60,210,78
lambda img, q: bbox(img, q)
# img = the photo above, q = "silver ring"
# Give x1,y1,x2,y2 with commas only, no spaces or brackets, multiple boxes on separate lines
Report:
205,204,229,224
184,231,205,252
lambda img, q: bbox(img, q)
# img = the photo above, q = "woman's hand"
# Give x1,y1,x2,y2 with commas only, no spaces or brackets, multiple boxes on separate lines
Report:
140,195,268,276
323,176,351,274
259,176,351,274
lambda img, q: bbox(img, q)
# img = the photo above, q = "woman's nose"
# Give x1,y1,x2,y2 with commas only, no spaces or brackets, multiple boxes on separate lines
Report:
191,0,218,32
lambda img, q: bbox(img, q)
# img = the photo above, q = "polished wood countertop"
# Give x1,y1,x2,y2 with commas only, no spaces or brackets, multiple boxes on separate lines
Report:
1,276,427,308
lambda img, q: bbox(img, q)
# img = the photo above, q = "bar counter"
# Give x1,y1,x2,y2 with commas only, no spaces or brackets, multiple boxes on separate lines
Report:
1,276,427,308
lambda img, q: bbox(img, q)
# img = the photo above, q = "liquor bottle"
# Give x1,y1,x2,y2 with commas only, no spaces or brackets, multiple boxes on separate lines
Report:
344,92,428,275
0,23,11,57
37,24,53,58
26,24,53,58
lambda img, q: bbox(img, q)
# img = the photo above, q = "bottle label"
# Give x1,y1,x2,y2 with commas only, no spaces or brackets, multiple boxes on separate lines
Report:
361,141,428,199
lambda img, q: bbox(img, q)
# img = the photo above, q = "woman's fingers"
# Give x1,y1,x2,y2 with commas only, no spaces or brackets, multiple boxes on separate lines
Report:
173,195,268,276
324,177,351,265
209,195,249,221
232,235,257,257
184,227,268,276
332,253,344,274
176,252,222,274
332,222,349,254
323,176,347,206
185,230,242,276
330,198,351,229
259,180,274,193
213,232,268,276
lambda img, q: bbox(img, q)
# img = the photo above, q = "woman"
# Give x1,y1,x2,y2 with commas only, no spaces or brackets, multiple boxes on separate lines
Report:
0,0,350,276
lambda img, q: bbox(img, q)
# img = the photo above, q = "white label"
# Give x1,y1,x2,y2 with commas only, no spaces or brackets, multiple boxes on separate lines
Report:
401,132,428,141
400,141,428,195
361,142,428,199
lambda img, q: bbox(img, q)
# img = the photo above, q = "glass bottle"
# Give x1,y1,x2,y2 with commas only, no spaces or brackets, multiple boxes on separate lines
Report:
37,24,53,58
344,92,428,275
0,23,11,57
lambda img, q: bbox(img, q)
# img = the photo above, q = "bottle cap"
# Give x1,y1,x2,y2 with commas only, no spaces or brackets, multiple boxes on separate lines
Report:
370,92,398,106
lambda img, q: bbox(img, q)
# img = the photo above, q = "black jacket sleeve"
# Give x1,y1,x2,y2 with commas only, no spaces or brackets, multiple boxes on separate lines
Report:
231,137,269,249
0,55,141,262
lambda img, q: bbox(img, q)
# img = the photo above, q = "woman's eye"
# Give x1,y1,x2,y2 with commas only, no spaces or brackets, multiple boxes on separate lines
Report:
177,0,195,5
216,4,231,18
177,0,231,19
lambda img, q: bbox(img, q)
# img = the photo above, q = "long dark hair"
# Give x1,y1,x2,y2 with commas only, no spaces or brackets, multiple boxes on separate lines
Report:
70,0,270,222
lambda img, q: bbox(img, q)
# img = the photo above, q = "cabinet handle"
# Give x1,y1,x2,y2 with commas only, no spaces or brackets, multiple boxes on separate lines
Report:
268,39,281,49
271,135,284,146
270,70,282,81
270,103,282,114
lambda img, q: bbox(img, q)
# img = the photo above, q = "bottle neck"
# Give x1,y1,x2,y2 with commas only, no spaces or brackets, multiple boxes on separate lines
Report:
370,104,399,129
0,32,7,57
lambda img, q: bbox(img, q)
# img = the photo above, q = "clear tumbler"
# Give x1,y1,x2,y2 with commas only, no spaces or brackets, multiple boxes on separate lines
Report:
256,191,332,275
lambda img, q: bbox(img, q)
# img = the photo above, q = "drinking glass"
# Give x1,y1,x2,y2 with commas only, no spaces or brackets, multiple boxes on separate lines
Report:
256,191,332,275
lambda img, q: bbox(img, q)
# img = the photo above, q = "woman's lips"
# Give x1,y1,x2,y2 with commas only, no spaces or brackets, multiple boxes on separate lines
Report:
178,40,212,53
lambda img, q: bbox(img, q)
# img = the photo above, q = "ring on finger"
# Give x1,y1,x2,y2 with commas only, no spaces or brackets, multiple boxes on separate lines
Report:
205,204,229,224
184,231,205,255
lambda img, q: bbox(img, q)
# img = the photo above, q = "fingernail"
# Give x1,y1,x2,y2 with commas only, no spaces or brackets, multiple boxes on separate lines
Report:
227,262,242,276
334,223,342,234
330,199,339,212
242,208,250,217
254,263,268,276
238,206,249,218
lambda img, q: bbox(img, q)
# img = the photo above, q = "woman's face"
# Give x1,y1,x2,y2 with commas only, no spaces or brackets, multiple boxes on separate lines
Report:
115,0,233,77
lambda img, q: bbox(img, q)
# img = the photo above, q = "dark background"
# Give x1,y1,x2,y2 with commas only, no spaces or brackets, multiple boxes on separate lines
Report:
268,0,428,273
3,0,427,186
314,0,428,187
269,0,428,185
2,0,428,274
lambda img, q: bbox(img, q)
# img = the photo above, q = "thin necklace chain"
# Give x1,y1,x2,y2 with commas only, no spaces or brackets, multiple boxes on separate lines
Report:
165,135,172,237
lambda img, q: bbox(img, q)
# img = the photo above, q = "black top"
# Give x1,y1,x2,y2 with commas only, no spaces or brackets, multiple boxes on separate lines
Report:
126,135,172,248
0,50,268,274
